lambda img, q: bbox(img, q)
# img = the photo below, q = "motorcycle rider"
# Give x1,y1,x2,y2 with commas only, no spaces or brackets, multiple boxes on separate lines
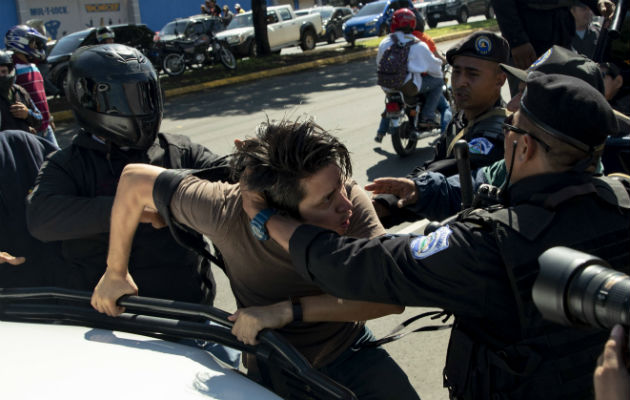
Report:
5,25,57,146
96,26,115,44
0,50,42,133
376,15,452,142
26,44,231,306
376,8,443,141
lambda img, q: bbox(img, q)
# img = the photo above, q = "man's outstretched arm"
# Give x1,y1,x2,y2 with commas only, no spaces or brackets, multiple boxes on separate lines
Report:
229,294,404,345
91,163,166,317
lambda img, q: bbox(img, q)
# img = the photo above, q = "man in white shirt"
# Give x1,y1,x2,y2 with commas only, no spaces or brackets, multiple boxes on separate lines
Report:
377,8,443,130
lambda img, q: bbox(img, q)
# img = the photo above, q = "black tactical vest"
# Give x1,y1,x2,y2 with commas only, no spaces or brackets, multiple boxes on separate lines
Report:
443,176,630,400
0,86,31,132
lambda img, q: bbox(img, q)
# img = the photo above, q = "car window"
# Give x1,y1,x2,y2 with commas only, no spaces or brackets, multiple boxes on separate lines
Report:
319,9,333,19
295,10,309,16
226,13,253,29
267,10,279,24
278,8,292,21
354,2,386,17
160,20,189,37
48,30,92,57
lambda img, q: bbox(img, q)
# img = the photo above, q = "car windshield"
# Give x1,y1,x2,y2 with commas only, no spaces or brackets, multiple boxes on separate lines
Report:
355,2,386,16
48,30,91,57
226,13,253,29
318,9,333,19
160,20,189,37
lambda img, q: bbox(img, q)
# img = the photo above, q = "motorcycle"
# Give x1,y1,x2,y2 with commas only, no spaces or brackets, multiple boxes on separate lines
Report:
384,64,454,157
161,34,237,77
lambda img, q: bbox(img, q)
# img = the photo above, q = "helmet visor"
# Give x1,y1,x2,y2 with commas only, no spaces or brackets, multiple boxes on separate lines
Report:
76,73,162,117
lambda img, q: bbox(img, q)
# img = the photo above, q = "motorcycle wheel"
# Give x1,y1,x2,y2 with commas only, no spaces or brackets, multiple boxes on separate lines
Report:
163,53,186,77
391,120,418,157
219,46,237,70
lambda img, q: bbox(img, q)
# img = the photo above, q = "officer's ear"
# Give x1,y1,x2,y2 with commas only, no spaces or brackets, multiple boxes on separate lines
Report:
495,66,507,88
521,134,538,161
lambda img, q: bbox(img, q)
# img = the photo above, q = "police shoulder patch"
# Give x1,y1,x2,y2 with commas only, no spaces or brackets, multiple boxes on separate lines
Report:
530,48,552,69
410,226,453,260
468,137,494,155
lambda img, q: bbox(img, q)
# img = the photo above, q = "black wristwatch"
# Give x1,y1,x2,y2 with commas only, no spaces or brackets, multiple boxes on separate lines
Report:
250,208,278,241
290,296,303,322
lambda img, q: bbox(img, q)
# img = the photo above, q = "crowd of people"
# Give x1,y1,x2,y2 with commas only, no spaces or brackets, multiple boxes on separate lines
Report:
2,0,630,398
201,0,245,26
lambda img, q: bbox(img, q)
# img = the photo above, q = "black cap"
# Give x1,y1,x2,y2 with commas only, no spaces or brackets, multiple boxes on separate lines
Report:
446,31,510,65
520,73,618,152
501,45,605,95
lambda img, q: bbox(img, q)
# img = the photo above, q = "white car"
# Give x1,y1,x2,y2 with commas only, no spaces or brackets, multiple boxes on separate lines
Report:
0,287,356,400
216,5,323,57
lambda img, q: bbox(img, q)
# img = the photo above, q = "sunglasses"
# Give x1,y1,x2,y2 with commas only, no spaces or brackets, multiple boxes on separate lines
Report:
502,114,551,152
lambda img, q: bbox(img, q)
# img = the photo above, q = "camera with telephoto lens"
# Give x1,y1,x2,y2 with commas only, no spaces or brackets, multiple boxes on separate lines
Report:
533,246,630,329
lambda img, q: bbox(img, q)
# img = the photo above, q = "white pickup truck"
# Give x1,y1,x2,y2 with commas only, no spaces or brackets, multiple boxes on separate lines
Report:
216,5,323,57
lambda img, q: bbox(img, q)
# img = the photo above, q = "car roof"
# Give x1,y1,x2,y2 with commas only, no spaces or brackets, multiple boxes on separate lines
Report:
0,288,358,400
1,320,282,399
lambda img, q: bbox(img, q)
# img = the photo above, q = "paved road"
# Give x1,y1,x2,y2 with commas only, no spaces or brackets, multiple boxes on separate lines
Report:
55,36,506,400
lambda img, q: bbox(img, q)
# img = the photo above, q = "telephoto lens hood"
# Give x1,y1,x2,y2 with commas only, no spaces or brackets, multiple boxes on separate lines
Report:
534,247,630,329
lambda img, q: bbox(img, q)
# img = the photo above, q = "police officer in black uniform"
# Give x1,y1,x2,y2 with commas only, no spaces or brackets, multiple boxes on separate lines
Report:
243,73,630,399
375,31,509,227
492,0,615,95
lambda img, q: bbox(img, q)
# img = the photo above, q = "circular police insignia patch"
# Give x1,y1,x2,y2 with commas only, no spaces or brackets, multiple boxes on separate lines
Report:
474,36,492,56
410,226,452,260
530,48,552,69
468,137,494,155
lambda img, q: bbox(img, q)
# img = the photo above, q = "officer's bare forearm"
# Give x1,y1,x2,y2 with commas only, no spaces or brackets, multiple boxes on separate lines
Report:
106,164,165,276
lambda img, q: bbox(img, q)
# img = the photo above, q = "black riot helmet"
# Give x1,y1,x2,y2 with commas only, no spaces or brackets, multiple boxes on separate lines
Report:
0,50,16,87
65,44,163,149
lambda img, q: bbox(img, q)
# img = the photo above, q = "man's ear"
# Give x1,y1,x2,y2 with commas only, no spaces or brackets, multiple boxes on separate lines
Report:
496,70,507,88
521,134,538,161
613,75,623,92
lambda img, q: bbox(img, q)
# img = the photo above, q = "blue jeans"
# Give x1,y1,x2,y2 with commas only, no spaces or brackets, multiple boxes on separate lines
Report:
437,94,452,133
378,93,451,135
318,326,420,400
418,75,443,121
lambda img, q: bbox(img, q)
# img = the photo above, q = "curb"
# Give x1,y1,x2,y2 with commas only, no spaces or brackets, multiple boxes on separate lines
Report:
51,26,497,123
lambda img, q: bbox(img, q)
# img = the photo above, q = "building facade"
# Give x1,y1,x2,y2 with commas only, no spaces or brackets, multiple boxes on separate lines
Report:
2,0,324,43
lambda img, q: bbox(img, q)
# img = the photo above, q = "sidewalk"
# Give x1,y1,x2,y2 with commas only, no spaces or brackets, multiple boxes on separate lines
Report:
51,27,495,123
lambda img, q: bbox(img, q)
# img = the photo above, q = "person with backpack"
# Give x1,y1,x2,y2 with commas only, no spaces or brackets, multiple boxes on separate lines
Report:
376,8,443,141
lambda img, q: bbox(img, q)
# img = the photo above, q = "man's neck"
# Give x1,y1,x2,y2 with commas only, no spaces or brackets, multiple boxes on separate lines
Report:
14,54,29,64
463,95,501,121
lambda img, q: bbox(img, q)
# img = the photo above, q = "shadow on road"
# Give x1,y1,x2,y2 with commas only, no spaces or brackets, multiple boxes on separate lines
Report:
162,59,377,121
365,145,435,182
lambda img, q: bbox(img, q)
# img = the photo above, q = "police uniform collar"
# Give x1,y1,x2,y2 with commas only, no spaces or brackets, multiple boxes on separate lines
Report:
506,172,592,206
460,97,505,125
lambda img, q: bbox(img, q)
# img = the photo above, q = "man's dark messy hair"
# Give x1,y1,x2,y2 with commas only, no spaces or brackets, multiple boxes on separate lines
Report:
230,117,352,219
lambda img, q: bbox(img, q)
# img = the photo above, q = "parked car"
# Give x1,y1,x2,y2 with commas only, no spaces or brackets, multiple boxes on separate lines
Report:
342,0,423,46
216,5,323,57
44,24,155,96
295,6,354,44
156,15,225,43
0,287,358,400
424,0,494,28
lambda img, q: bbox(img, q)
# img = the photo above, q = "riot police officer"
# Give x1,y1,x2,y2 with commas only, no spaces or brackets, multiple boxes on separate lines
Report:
242,73,630,399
